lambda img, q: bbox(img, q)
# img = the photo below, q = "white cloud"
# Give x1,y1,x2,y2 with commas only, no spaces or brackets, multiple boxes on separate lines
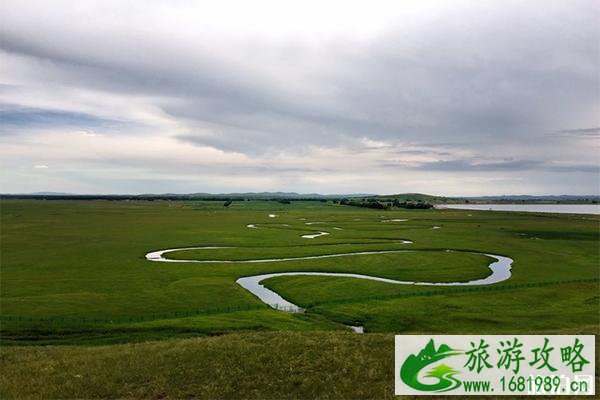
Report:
0,0,598,195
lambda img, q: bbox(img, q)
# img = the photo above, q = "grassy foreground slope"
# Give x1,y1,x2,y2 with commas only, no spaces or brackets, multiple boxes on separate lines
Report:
2,329,598,400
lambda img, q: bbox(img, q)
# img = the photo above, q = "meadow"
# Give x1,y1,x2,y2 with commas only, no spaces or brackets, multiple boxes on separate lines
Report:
0,199,598,398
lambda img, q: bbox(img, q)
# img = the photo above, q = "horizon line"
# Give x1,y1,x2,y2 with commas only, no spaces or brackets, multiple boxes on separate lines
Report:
2,192,599,198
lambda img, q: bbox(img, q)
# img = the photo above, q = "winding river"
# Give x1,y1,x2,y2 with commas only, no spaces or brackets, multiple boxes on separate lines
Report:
234,253,512,312
145,233,513,313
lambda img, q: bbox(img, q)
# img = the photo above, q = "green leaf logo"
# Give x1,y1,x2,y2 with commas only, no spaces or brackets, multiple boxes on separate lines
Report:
400,339,463,392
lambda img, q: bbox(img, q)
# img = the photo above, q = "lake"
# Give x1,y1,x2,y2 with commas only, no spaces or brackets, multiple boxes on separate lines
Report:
437,204,600,215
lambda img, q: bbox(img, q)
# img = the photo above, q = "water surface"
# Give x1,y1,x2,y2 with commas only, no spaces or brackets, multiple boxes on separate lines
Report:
235,253,513,312
438,204,599,215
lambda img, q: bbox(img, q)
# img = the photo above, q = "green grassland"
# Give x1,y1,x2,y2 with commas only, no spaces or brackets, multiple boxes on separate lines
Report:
0,199,598,398
1,329,598,399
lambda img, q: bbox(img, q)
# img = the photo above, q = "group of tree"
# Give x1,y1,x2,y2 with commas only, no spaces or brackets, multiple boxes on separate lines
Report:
392,199,433,209
338,198,387,209
338,197,433,210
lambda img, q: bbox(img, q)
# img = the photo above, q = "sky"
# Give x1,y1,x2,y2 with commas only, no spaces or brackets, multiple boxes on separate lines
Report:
1,0,599,196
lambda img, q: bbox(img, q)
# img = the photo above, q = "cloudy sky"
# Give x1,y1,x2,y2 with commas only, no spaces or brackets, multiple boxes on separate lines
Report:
1,0,599,195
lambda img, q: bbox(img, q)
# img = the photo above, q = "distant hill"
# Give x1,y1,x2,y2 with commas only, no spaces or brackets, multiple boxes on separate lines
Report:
458,195,600,201
442,195,599,204
1,192,597,204
183,192,377,199
132,192,377,199
0,192,376,201
360,193,599,205
28,191,77,196
374,193,444,202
